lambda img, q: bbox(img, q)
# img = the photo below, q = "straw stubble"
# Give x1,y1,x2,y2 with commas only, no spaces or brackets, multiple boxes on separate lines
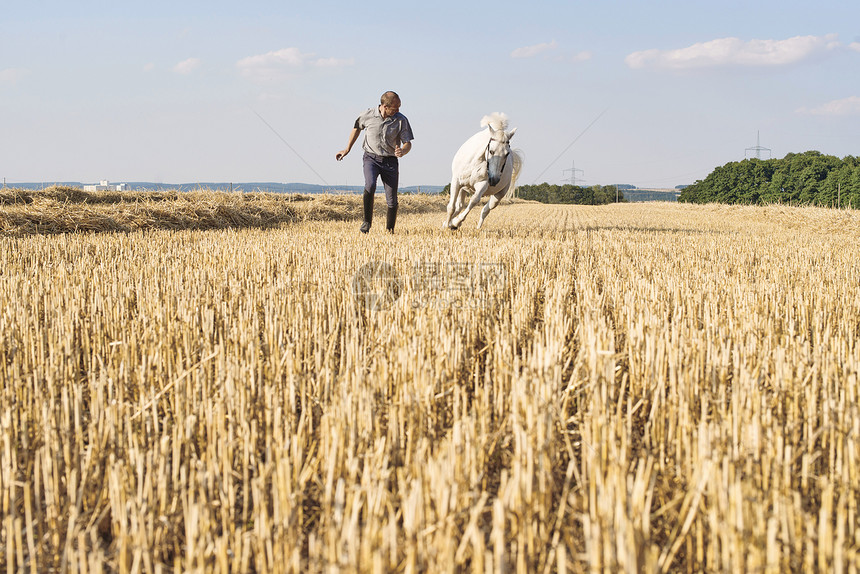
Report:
0,196,858,572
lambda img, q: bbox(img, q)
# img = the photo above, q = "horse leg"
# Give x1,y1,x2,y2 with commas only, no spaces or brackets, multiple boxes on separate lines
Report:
477,191,503,229
451,181,488,229
444,180,461,228
456,187,468,212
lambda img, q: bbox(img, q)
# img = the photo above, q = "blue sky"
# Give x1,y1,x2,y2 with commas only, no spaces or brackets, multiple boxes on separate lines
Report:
2,1,858,189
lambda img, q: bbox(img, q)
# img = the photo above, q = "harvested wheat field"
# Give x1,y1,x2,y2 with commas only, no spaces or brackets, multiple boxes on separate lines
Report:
1,189,859,573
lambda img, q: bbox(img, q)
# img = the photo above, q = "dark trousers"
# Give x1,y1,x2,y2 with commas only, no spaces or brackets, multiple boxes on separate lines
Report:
363,152,399,209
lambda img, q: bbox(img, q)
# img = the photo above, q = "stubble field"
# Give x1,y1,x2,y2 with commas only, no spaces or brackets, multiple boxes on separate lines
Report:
1,191,859,572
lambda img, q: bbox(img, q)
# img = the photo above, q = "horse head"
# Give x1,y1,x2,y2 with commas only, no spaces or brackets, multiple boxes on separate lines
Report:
486,125,517,186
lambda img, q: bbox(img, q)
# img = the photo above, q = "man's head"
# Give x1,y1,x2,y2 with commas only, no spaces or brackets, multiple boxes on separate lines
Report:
380,91,401,118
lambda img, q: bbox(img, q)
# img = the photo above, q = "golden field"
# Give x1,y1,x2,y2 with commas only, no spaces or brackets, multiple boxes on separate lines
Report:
0,190,859,573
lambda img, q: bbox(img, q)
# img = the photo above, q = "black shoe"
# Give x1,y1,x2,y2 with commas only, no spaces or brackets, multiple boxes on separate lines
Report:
360,221,371,234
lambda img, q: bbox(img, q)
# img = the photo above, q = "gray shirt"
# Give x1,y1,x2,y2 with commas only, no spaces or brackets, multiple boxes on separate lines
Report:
355,106,414,157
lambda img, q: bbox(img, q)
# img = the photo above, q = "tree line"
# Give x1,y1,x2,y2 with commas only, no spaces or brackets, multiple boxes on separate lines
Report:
443,183,625,204
679,151,860,207
516,183,624,204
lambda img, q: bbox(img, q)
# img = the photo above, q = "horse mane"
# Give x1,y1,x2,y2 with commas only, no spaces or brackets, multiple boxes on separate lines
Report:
480,112,509,131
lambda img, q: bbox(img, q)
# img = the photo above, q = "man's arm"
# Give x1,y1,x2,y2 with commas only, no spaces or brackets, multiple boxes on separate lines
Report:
336,128,361,161
395,140,412,158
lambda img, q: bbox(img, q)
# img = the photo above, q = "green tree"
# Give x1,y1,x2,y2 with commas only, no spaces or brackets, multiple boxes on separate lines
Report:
679,151,857,207
514,183,624,205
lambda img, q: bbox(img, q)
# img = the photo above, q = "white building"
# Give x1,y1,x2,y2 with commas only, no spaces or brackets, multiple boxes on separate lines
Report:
83,180,129,192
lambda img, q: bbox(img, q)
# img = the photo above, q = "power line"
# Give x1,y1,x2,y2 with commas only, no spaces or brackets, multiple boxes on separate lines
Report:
532,108,608,184
251,108,330,186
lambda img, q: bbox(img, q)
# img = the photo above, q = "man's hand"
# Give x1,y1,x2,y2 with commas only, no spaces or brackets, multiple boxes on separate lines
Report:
336,149,349,161
395,141,412,158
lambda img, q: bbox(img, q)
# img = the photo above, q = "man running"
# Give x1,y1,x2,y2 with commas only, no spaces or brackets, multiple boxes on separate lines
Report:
336,91,414,233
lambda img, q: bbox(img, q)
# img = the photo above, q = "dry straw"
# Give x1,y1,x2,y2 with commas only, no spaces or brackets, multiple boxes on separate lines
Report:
0,186,444,236
0,189,858,572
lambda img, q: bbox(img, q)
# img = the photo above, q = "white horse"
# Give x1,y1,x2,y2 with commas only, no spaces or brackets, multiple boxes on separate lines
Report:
444,113,523,230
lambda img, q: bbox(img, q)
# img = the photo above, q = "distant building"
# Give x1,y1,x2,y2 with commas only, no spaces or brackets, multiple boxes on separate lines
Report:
83,180,128,192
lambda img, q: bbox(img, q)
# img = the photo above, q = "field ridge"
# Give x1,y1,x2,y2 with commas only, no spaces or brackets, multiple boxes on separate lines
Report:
0,186,448,235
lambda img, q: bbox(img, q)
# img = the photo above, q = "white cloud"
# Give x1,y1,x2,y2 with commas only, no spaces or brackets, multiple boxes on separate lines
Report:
313,56,355,68
797,96,860,116
237,48,352,83
511,41,558,59
173,58,201,75
850,42,860,52
0,68,27,85
571,51,593,63
239,47,309,70
626,34,840,70
256,92,286,102
143,62,156,72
